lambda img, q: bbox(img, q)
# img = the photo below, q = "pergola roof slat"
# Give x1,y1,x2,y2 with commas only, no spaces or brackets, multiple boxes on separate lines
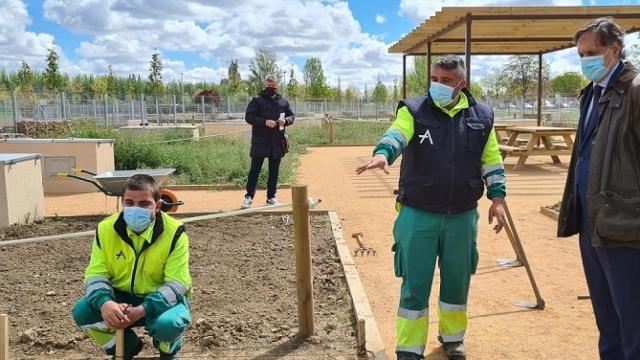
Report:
389,6,640,55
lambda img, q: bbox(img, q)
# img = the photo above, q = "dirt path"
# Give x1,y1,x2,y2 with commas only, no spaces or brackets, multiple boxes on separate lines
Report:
296,147,596,360
43,147,597,359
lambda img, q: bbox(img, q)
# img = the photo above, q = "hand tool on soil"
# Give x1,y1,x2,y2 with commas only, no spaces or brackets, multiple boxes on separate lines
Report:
352,232,376,256
115,328,124,360
502,203,545,310
496,202,524,268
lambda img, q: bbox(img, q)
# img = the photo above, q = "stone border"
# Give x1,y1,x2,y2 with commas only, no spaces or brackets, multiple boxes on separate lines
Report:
328,210,388,360
540,206,559,221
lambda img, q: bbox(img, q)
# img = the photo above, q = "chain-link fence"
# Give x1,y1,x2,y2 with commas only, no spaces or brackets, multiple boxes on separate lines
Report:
0,90,580,132
483,95,580,126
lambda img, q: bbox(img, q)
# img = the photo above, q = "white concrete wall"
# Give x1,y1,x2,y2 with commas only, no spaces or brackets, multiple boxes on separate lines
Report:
0,139,115,194
0,157,45,227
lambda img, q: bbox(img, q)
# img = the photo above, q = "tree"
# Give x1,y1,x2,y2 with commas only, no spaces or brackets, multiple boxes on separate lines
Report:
363,83,370,102
468,82,485,99
344,85,358,102
248,49,280,95
286,68,299,100
333,76,343,102
629,40,640,66
406,56,429,96
303,57,328,98
90,76,107,96
372,78,388,103
16,61,34,93
502,55,550,107
551,71,586,95
392,79,400,101
227,59,241,95
480,67,508,99
148,50,164,96
44,48,64,91
106,65,118,98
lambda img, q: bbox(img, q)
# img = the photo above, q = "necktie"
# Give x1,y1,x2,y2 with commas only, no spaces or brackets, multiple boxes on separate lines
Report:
584,85,602,131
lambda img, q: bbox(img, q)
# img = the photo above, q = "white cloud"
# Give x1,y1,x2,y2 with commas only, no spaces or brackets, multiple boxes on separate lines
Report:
375,14,386,24
398,0,581,22
40,0,401,89
0,0,59,69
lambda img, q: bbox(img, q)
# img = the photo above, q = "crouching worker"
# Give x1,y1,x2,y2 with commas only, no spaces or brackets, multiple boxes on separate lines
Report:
71,174,192,359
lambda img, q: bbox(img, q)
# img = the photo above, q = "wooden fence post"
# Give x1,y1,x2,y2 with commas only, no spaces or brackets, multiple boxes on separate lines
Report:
292,185,315,336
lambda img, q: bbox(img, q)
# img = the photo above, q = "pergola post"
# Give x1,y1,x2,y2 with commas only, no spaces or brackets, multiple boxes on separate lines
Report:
402,54,407,99
465,13,472,85
537,52,543,126
427,42,432,90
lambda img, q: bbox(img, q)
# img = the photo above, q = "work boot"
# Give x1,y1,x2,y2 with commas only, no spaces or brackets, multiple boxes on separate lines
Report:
442,341,466,360
396,351,423,360
241,196,253,209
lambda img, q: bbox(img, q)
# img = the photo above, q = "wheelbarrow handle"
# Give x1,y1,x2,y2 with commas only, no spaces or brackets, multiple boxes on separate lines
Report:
72,168,97,176
58,173,118,197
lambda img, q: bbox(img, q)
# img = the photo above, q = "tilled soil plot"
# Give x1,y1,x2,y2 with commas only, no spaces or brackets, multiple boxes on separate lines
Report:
0,214,358,359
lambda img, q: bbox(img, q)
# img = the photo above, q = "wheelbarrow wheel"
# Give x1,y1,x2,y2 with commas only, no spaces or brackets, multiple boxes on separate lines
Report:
160,189,180,213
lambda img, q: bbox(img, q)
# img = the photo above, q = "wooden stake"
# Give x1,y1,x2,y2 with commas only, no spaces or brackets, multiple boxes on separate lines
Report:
0,314,8,360
292,185,315,336
115,329,124,359
329,118,334,145
356,318,367,359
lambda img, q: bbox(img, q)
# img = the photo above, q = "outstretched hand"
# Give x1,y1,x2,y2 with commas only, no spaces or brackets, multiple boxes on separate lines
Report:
356,154,390,175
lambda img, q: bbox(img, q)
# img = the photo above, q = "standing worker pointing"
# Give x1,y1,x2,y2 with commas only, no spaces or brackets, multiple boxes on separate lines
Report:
357,55,507,360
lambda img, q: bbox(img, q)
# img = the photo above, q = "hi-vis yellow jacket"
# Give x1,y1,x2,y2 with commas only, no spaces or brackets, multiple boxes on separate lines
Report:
83,211,191,317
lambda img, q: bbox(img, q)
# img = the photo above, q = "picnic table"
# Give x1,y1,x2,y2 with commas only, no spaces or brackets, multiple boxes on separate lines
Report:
498,126,576,170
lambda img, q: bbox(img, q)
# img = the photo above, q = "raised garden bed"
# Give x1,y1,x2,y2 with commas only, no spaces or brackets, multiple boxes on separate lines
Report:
0,214,362,359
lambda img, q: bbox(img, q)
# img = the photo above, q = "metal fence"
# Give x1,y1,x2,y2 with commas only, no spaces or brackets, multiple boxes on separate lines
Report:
0,90,580,131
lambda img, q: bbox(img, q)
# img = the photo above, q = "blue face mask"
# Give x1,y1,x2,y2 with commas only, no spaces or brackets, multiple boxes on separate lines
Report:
580,49,611,82
123,206,154,232
429,81,459,107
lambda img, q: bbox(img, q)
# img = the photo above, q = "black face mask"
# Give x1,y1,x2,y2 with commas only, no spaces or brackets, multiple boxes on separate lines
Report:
264,87,276,97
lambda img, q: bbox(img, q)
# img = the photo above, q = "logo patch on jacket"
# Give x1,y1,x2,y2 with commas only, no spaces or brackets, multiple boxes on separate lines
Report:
116,250,126,260
419,129,434,145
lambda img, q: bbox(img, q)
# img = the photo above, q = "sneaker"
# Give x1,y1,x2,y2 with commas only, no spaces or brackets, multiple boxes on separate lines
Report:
241,196,253,209
266,198,280,206
442,341,466,360
396,351,423,360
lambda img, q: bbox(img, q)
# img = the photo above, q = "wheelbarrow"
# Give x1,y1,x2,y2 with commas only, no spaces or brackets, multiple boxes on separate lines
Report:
58,168,184,212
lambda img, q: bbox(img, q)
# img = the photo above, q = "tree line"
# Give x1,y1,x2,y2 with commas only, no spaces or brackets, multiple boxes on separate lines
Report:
2,43,638,103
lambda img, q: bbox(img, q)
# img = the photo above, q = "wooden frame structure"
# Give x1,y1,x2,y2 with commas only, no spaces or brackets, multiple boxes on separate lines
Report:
389,6,640,125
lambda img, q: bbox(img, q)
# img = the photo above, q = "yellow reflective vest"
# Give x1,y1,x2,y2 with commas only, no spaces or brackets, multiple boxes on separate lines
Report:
84,211,191,304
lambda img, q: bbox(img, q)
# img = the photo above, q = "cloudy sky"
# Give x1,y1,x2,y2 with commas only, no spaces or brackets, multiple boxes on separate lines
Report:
1,0,638,89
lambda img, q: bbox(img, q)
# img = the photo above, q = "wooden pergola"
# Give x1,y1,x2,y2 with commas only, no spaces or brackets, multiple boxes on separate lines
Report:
389,6,640,124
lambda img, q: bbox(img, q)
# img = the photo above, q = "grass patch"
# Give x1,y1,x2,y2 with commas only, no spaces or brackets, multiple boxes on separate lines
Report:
288,120,388,146
57,119,386,185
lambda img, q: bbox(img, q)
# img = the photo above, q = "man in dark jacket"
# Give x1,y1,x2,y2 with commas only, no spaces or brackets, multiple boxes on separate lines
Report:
241,75,294,209
558,17,640,359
